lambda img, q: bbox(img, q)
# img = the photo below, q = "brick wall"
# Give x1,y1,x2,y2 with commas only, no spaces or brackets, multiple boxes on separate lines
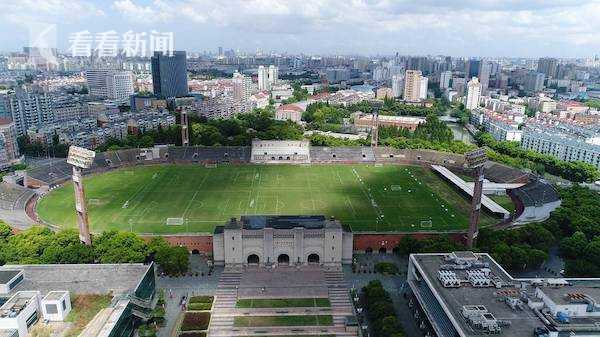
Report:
353,232,465,252
141,234,213,254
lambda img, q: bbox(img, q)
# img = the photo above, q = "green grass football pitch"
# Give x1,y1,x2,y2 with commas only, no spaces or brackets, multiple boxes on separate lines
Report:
36,164,497,234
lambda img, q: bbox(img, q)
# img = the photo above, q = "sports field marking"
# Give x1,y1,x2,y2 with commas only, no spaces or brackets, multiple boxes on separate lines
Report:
345,196,357,218
183,190,199,219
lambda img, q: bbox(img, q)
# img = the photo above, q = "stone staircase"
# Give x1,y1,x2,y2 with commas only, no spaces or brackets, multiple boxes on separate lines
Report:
209,270,242,335
208,267,358,337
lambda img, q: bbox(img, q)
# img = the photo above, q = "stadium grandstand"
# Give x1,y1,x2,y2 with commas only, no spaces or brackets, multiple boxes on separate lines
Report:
509,178,561,225
483,162,531,184
250,140,310,163
373,148,465,167
310,146,375,163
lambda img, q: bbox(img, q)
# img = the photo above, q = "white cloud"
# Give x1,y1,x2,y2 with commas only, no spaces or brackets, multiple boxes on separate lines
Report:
0,0,104,26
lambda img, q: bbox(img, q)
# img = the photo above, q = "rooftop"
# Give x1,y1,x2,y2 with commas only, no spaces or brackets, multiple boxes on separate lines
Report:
0,264,151,297
408,252,600,337
0,271,20,285
226,215,339,230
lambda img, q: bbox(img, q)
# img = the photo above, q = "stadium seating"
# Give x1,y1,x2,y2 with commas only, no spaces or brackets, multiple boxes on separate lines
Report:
511,179,561,224
26,160,72,186
373,148,465,168
310,146,375,163
484,163,531,184
0,183,35,210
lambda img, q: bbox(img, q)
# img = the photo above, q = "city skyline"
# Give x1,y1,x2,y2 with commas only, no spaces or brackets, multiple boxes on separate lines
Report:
1,0,600,57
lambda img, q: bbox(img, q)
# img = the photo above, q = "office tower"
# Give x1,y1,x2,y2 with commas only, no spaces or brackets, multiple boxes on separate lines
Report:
537,58,558,78
466,59,480,79
419,77,429,100
268,65,278,86
85,69,134,102
403,70,422,102
391,75,404,98
466,77,481,110
440,71,452,90
478,62,491,93
151,50,188,98
525,72,545,93
258,65,269,91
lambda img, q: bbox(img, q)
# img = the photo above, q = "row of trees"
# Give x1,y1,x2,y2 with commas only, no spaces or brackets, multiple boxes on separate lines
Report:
0,223,189,276
361,280,405,337
475,131,599,183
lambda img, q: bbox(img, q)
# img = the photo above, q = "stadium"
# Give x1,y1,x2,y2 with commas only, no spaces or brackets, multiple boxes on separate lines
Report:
0,140,561,252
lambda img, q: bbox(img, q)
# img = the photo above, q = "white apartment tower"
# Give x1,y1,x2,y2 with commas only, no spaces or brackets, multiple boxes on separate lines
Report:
465,77,482,110
419,77,429,100
403,70,422,102
440,71,452,90
268,65,279,86
391,75,404,98
85,69,134,103
257,65,269,91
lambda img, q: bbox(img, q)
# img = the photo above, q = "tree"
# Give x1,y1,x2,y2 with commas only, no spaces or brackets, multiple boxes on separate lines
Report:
155,246,189,276
40,229,94,264
0,221,12,240
93,230,148,263
560,232,588,259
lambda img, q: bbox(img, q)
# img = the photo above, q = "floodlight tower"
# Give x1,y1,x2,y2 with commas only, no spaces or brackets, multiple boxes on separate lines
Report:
370,100,383,148
180,108,189,147
66,146,96,245
465,148,487,248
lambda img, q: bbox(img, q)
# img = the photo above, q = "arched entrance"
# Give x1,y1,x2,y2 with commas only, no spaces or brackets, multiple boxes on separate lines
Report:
365,247,373,254
379,247,387,254
191,249,200,255
307,253,320,264
247,254,259,265
277,254,290,265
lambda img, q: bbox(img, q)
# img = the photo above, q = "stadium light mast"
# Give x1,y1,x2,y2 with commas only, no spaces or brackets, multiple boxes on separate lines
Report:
370,100,383,148
465,148,487,248
180,108,189,147
66,146,96,246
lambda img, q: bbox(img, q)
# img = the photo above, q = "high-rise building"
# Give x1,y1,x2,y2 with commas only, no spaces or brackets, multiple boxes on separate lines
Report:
525,72,545,93
0,119,21,169
391,75,404,98
403,70,422,102
257,65,269,91
85,69,134,103
439,71,452,90
466,59,480,78
268,65,278,87
478,62,491,93
537,57,558,79
151,51,188,98
419,77,429,100
465,77,481,110
7,89,53,136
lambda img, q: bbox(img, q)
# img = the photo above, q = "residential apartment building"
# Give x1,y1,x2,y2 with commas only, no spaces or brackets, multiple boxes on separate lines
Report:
257,65,269,91
0,119,21,169
6,90,53,136
521,124,600,169
439,71,451,90
85,69,134,103
403,70,422,102
465,77,481,110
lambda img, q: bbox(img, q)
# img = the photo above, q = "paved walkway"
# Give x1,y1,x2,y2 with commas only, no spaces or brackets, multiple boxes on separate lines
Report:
157,255,222,337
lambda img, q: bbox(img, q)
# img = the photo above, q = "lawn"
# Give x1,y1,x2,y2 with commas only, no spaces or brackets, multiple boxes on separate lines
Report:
233,315,333,327
490,194,516,214
64,294,112,337
236,298,331,308
37,164,496,234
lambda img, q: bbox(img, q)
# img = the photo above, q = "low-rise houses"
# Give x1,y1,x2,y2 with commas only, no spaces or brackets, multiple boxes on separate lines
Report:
275,104,303,123
352,112,426,132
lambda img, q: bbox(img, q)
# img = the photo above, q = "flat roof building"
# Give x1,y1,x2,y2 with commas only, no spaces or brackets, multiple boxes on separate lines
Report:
407,252,600,337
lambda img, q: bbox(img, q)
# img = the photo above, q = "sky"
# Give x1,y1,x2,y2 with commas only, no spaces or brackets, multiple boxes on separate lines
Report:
0,0,599,58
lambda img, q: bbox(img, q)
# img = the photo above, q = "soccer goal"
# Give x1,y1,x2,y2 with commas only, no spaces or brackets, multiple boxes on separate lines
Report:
166,217,184,226
420,220,433,228
88,199,101,205
205,163,217,168
390,185,402,191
